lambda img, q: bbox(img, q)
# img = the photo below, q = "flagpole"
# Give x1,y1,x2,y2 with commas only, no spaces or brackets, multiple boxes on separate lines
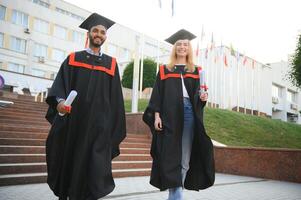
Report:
131,35,141,113
229,48,233,110
236,50,240,112
207,46,211,106
156,40,160,74
200,25,205,66
257,65,262,116
251,60,254,115
214,47,219,108
139,34,145,99
223,47,227,109
244,55,247,114
221,45,225,109
210,47,215,108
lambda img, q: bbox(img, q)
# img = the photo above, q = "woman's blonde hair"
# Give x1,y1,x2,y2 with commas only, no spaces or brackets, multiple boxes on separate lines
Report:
167,40,195,72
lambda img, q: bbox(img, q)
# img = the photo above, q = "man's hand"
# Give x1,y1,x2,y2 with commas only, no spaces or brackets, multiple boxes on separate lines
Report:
200,92,208,102
56,100,71,114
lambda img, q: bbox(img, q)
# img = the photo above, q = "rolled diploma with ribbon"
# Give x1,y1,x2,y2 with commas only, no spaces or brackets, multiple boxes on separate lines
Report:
198,68,207,95
58,90,77,116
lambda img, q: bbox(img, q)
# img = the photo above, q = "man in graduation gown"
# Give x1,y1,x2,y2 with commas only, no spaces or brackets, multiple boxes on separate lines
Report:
45,13,126,200
143,30,215,194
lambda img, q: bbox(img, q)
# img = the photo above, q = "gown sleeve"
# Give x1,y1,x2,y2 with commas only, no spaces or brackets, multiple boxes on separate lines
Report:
110,63,126,159
142,71,162,132
45,56,71,124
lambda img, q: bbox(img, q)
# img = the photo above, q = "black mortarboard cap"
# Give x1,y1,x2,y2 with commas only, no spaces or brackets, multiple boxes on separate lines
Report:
79,13,115,31
165,29,196,45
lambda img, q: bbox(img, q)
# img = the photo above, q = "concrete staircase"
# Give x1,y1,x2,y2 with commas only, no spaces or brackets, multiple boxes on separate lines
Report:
0,94,152,186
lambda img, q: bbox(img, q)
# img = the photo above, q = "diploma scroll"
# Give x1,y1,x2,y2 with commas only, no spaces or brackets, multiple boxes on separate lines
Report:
198,68,208,95
58,90,77,116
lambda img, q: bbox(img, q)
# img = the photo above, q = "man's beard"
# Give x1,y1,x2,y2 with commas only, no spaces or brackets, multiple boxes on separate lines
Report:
89,34,103,48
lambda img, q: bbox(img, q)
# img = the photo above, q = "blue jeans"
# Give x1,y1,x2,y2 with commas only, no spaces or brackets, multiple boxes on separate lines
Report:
168,98,194,200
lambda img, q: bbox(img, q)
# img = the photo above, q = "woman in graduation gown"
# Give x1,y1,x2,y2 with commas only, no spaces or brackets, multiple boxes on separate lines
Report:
143,29,215,200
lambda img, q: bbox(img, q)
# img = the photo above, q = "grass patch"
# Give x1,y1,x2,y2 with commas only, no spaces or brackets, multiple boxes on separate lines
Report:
124,99,301,149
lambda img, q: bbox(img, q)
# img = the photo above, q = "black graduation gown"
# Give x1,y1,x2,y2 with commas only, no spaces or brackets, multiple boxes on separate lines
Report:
45,50,126,200
143,65,215,191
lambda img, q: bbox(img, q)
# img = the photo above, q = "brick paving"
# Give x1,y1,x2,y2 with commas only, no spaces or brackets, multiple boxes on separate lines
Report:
0,173,300,200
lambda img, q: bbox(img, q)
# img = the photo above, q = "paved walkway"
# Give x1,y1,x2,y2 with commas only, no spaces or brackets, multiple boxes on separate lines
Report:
0,173,300,200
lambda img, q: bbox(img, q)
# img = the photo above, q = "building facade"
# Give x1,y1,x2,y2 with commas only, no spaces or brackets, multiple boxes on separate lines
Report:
270,61,301,124
197,46,301,124
0,0,171,95
0,0,300,124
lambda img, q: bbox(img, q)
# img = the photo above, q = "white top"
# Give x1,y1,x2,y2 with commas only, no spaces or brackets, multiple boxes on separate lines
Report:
181,74,189,98
175,64,189,98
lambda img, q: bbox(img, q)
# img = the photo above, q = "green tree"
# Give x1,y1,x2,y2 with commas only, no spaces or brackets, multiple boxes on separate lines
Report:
122,58,157,90
289,34,301,88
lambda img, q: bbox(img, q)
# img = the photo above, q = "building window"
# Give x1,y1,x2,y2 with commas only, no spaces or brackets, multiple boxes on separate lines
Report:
32,0,50,8
54,25,67,39
0,5,6,20
119,47,130,62
72,31,84,43
52,49,65,62
7,63,25,73
55,7,85,21
34,43,47,57
11,10,28,28
0,33,3,48
107,43,118,57
145,42,157,55
31,68,46,77
272,84,282,98
33,18,49,34
287,90,297,103
10,36,26,53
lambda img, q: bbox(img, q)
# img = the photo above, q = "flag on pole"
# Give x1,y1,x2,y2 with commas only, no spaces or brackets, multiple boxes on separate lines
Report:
210,33,215,50
230,44,235,56
195,41,199,57
243,55,247,65
224,55,228,67
201,25,205,42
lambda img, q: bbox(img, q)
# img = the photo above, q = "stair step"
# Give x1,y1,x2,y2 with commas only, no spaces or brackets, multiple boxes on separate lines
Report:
0,115,46,121
0,124,50,132
0,154,46,164
0,153,152,164
0,131,48,139
0,132,149,142
0,139,151,147
0,161,152,175
0,109,46,116
0,168,151,186
0,119,49,126
0,138,45,146
0,173,47,186
0,146,150,154
1,105,46,112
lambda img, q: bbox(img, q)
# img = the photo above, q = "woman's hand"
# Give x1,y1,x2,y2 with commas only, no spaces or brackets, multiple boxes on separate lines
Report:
154,112,163,131
200,92,208,102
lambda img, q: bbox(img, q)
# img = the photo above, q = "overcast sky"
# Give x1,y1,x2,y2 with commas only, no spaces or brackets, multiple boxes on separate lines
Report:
65,0,301,63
